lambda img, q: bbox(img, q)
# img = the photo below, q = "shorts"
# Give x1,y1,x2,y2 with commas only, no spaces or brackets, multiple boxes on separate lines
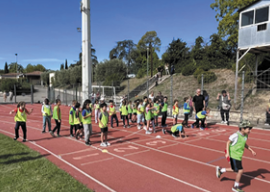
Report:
137,114,144,123
100,127,108,133
230,158,243,172
133,113,137,116
173,114,178,119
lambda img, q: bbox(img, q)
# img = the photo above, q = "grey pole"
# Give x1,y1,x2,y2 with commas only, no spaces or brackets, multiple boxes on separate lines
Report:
201,74,204,95
147,47,149,97
31,85,34,104
170,74,173,116
14,84,16,103
234,50,239,106
240,71,245,122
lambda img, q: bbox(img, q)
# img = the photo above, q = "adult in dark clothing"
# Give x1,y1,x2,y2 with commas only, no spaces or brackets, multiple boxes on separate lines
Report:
203,90,209,108
192,89,205,115
217,90,231,125
156,66,163,80
155,91,164,103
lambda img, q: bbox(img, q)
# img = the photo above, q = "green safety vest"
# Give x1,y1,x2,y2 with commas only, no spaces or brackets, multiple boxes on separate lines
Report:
133,104,137,113
99,112,109,128
69,107,75,125
171,124,183,133
109,106,116,116
53,106,61,120
229,132,247,161
183,103,190,114
145,108,152,121
172,105,179,115
82,109,91,124
74,111,82,125
43,105,51,116
196,111,206,119
153,103,160,116
161,103,168,112
14,108,27,122
121,105,128,116
128,104,132,114
95,104,100,109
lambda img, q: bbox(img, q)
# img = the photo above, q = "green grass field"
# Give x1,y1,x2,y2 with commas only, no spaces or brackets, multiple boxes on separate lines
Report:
0,134,93,192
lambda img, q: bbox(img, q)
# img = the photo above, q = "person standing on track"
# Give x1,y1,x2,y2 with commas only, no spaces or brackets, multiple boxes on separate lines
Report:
161,97,168,127
182,97,190,128
172,99,179,125
41,98,52,134
192,89,205,121
69,100,77,137
108,100,118,128
153,98,160,126
216,120,256,192
10,101,33,142
82,99,92,146
52,99,61,137
94,100,100,123
136,99,144,130
217,90,231,125
99,103,110,147
74,103,83,140
121,100,130,128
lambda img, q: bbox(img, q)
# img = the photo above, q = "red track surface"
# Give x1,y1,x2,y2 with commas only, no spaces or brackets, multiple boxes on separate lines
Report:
1,104,270,192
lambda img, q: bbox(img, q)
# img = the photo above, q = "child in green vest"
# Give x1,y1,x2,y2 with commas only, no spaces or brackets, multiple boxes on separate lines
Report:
182,97,190,128
82,99,92,146
128,100,133,122
108,100,118,128
191,108,210,130
161,97,168,127
136,99,144,130
99,103,110,147
94,100,100,123
74,103,84,140
121,100,130,128
162,123,186,138
216,120,256,192
153,98,160,126
145,102,156,134
10,101,33,142
41,98,52,134
52,99,61,137
69,100,77,137
132,100,138,123
172,99,179,125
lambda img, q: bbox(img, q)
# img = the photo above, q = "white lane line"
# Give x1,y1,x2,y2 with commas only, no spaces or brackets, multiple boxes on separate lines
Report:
81,158,114,166
59,148,97,157
73,153,99,160
123,149,150,157
157,143,178,149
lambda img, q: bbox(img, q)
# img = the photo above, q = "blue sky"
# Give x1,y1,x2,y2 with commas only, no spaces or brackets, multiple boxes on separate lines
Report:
0,0,218,70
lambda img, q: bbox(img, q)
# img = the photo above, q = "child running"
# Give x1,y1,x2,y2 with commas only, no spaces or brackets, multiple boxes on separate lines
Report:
41,98,52,134
162,123,186,138
153,98,160,126
94,100,100,123
52,99,61,137
216,120,256,192
128,100,133,122
161,97,168,127
108,100,118,128
145,102,156,134
182,97,190,128
191,108,210,130
99,103,110,147
121,100,130,128
10,101,33,142
136,99,145,130
172,99,179,125
69,100,77,137
74,103,84,140
82,99,92,146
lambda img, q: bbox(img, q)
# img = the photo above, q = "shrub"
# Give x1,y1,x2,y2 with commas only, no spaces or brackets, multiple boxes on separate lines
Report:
182,64,196,76
136,68,145,79
197,71,217,84
0,79,17,92
41,71,50,86
193,68,204,79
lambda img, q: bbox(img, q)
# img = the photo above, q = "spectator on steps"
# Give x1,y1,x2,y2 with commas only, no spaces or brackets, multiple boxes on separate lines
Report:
217,90,231,126
265,99,270,126
156,66,163,81
149,91,155,101
165,64,170,75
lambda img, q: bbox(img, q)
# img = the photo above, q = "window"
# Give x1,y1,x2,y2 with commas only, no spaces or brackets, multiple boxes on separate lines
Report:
255,7,269,24
258,23,267,31
241,10,254,27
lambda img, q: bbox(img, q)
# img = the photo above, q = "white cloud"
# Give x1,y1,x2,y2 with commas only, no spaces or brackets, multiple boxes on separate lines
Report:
22,58,63,62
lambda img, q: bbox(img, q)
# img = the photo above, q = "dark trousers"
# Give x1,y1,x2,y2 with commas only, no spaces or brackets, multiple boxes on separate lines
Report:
220,108,230,121
183,113,189,126
192,118,206,128
166,130,179,136
111,114,119,127
195,107,203,114
120,112,122,119
70,124,76,135
189,106,193,118
15,121,27,139
53,119,61,134
266,112,270,123
129,113,132,120
122,115,129,126
162,111,167,126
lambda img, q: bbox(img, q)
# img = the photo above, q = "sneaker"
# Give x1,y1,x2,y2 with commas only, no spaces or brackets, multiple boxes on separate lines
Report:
127,125,131,128
232,186,244,192
227,121,230,126
100,142,107,147
50,132,55,137
149,128,153,131
13,137,18,141
200,127,205,131
57,134,60,137
85,142,90,146
137,126,141,130
265,123,269,126
143,126,147,131
224,121,228,124
216,166,222,178
42,131,46,133
70,134,74,137
22,139,26,142
111,126,114,129
172,134,178,138
106,142,111,146
123,125,126,128
191,125,194,129
162,129,166,134
221,121,225,124
145,131,152,134
75,134,79,140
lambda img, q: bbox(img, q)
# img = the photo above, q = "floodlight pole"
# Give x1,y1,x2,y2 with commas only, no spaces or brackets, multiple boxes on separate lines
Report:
147,47,149,97
81,0,92,102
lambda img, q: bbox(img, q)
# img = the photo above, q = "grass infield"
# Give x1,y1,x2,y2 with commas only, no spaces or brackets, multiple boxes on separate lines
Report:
0,134,93,192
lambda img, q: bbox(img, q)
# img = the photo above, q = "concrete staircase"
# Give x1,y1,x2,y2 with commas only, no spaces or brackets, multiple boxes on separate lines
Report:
139,75,171,95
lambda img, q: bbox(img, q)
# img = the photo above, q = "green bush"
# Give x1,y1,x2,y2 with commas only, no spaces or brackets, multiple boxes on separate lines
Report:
193,68,204,79
136,68,145,79
0,79,17,92
197,71,217,84
182,64,196,76
19,81,31,89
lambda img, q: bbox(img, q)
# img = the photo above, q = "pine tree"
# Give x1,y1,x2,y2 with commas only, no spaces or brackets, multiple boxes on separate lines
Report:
60,64,64,70
65,59,68,69
4,62,9,73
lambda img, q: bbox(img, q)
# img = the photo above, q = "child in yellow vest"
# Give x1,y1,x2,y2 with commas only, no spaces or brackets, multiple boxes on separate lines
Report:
121,100,130,128
108,100,118,128
216,120,256,192
94,100,100,123
191,108,210,130
172,99,179,125
82,99,92,145
99,103,110,147
52,99,61,137
10,101,33,142
182,97,190,127
41,98,52,134
69,100,77,137
162,124,186,138
74,103,83,140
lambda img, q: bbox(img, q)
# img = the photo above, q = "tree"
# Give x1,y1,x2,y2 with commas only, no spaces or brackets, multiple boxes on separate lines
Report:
65,59,68,69
137,31,161,77
25,64,35,73
60,64,64,70
4,62,9,73
41,71,51,86
8,63,24,73
109,40,136,67
25,64,46,73
35,64,46,72
210,0,256,47
191,36,205,61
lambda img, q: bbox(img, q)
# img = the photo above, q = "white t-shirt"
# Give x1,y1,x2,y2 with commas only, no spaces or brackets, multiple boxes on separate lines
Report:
149,94,155,101
137,104,142,110
229,131,245,146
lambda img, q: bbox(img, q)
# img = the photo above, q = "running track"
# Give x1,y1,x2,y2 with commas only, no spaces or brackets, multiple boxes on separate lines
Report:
1,104,270,192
